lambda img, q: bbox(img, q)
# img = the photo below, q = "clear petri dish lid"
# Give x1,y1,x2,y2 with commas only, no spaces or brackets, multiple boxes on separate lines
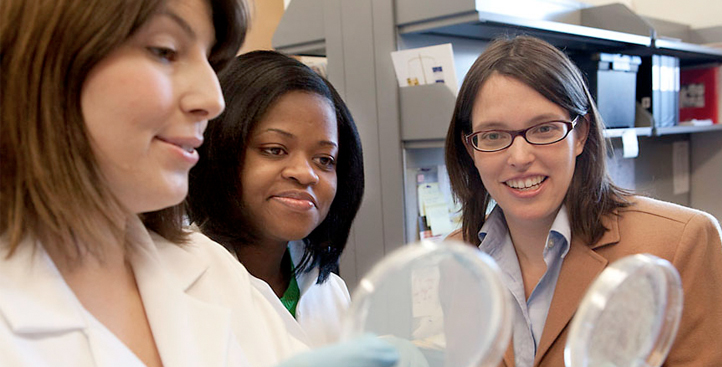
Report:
564,253,683,367
342,240,512,367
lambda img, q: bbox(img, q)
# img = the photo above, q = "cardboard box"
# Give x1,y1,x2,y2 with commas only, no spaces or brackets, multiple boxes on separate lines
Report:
679,64,722,125
577,53,642,128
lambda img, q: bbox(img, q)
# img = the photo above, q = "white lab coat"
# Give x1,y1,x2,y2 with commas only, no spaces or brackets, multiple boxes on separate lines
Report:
0,219,308,367
250,241,351,348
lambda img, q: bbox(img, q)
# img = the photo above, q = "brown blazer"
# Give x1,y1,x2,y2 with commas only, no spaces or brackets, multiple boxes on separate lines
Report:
448,196,722,367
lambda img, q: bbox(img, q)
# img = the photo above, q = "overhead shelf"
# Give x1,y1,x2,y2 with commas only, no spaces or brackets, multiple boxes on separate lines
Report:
652,39,722,66
655,124,722,136
603,127,654,138
396,0,652,52
639,17,722,63
399,16,651,53
395,0,722,63
271,0,326,56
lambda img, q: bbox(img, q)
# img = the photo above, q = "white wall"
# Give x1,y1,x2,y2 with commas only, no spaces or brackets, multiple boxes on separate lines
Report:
580,0,722,29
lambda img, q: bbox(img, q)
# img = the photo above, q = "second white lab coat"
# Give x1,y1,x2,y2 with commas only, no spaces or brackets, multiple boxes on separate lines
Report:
0,219,308,367
250,240,351,348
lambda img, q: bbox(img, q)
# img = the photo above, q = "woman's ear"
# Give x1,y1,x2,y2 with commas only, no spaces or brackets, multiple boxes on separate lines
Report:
574,114,591,157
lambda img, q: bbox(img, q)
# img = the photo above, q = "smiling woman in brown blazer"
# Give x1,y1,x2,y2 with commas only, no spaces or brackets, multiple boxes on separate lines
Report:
445,36,722,367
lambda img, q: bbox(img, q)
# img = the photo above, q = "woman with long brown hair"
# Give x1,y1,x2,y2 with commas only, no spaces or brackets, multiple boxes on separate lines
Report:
1,1,403,366
446,36,722,366
0,0,281,364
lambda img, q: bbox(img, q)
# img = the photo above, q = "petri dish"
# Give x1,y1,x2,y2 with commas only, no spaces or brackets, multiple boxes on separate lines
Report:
564,253,683,367
342,240,512,367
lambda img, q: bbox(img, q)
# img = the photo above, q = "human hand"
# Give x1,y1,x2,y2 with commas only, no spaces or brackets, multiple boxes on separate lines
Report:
274,334,399,367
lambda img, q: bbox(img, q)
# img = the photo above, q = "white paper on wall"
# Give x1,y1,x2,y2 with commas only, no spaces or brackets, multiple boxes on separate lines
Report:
391,43,458,95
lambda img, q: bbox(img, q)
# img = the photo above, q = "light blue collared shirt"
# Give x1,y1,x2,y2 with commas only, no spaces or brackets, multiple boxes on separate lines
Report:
478,205,571,367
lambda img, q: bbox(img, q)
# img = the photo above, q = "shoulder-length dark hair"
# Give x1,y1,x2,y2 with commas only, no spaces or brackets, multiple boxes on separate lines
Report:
187,50,364,283
1,0,248,260
445,36,630,246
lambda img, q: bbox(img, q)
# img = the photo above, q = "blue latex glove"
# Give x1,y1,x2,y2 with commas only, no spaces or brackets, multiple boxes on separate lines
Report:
275,334,399,367
378,336,430,367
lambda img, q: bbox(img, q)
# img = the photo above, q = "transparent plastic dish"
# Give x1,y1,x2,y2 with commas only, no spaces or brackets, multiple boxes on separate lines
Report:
564,254,683,367
342,240,512,367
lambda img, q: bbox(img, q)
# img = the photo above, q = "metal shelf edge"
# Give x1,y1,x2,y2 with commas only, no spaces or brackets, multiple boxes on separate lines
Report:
654,124,722,136
603,127,654,138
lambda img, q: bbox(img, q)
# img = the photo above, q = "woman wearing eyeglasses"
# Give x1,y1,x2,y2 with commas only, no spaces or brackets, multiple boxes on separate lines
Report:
445,36,722,367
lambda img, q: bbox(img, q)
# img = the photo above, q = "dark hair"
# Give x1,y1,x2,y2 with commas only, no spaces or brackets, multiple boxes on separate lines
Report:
1,0,248,260
187,50,364,283
445,36,630,245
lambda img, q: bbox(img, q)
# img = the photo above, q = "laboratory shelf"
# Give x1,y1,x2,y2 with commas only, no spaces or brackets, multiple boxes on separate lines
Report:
655,124,722,136
396,1,652,52
603,127,654,138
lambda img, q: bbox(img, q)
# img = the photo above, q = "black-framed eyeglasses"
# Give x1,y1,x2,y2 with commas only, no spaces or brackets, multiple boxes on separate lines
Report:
465,116,580,152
